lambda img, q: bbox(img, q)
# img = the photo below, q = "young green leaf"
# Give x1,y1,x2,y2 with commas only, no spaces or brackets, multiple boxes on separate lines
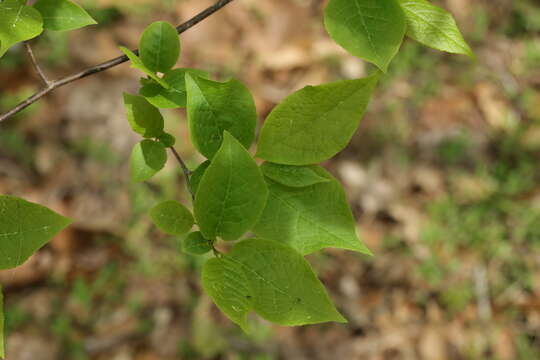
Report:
130,140,167,182
256,74,379,165
139,21,180,73
186,74,257,159
0,0,43,57
189,160,211,196
0,195,72,270
260,162,330,188
157,132,176,147
123,93,164,138
33,0,97,32
254,166,372,256
150,200,194,235
119,47,169,88
194,132,268,241
140,68,209,109
398,0,473,56
202,238,346,331
0,288,4,359
324,0,406,72
183,231,213,255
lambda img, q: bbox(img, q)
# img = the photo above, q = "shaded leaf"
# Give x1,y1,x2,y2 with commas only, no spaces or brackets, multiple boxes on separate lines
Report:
0,195,72,269
183,231,213,255
150,200,194,235
324,0,406,71
157,132,176,147
123,93,164,138
194,132,268,241
254,166,372,255
34,0,96,32
190,160,211,196
186,74,257,159
130,140,167,182
256,75,378,165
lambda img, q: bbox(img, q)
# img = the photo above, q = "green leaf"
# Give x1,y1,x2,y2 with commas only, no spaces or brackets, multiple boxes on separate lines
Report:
189,160,211,196
202,238,346,331
260,162,330,188
123,93,164,138
140,68,209,109
157,132,176,147
254,166,372,255
0,288,4,359
194,132,268,241
202,255,251,331
398,0,473,56
183,231,213,255
34,0,97,32
130,140,167,182
0,0,43,57
186,74,257,159
150,200,194,235
0,195,72,269
256,74,378,165
324,0,406,72
139,21,180,73
119,47,169,88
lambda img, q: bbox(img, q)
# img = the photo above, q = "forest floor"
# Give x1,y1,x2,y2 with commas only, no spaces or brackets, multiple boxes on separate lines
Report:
1,0,539,359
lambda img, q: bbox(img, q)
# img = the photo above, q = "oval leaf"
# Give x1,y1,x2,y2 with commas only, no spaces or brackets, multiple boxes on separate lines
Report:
0,195,72,270
254,166,372,255
399,0,473,56
123,93,164,138
140,21,180,73
324,0,406,72
256,75,379,165
194,132,268,241
140,68,209,109
0,0,43,57
261,162,330,188
186,74,257,159
130,140,167,182
183,231,213,255
202,238,346,331
34,0,97,32
150,200,194,235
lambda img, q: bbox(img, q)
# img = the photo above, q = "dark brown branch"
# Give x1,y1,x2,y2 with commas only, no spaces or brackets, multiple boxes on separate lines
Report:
24,41,50,86
170,147,194,200
0,0,236,123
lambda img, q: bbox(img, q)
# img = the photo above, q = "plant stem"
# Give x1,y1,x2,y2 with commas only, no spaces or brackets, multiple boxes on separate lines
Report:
24,41,50,86
0,0,237,123
169,147,194,200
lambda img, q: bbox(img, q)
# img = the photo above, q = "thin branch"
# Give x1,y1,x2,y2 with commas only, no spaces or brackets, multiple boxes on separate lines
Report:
24,41,50,86
0,0,236,123
169,147,194,200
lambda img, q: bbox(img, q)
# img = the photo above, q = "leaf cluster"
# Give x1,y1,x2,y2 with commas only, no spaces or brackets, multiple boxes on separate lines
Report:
0,0,474,342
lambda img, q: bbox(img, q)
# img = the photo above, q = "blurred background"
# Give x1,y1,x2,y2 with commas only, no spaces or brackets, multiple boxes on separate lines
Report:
1,0,539,359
